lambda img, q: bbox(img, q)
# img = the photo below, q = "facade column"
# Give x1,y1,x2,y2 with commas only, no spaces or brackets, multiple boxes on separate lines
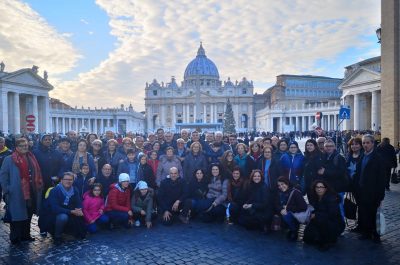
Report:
186,105,190,123
353,94,360,130
211,104,214,123
371,90,380,131
55,117,59,133
14,92,20,134
333,114,338,131
203,104,206,123
100,119,104,134
94,119,98,134
62,117,66,134
43,96,50,133
172,105,176,128
32,95,38,133
75,118,78,132
1,91,9,133
295,116,299,132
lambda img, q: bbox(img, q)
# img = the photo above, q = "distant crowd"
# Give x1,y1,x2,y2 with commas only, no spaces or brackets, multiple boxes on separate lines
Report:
0,128,397,251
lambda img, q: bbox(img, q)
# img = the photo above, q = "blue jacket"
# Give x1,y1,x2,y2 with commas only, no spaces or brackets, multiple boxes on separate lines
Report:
280,152,304,185
64,152,97,178
73,173,91,198
33,143,63,187
117,158,139,184
48,185,82,215
104,151,126,174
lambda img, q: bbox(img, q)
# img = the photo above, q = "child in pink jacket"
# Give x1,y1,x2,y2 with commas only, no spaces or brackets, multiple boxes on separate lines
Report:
82,183,109,233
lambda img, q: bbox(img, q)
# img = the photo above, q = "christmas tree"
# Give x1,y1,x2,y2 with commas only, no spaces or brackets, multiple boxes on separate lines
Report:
223,98,236,134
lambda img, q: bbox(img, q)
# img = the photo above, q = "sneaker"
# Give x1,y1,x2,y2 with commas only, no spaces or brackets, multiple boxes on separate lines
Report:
225,216,233,225
134,220,141,227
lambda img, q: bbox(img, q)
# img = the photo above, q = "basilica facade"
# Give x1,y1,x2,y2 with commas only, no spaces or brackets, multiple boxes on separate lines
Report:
144,44,254,133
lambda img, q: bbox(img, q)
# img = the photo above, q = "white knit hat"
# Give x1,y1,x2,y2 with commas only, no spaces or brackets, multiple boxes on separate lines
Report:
118,173,130,183
135,181,148,190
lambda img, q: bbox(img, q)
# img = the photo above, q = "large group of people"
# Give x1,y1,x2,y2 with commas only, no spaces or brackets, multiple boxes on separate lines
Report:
0,128,397,251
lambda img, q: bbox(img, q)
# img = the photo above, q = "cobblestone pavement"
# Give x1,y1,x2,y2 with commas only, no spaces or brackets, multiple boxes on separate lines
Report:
0,184,399,265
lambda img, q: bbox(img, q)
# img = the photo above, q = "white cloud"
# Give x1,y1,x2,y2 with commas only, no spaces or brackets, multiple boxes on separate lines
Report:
2,0,381,111
80,18,89,25
0,0,80,76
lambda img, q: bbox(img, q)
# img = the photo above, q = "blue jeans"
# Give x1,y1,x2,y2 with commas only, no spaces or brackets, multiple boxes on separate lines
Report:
282,212,299,232
106,211,130,228
338,192,345,221
87,214,110,233
55,213,69,238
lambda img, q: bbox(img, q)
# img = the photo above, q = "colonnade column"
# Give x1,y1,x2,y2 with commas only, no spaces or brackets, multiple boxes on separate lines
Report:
14,92,20,134
100,119,104,134
353,94,360,130
32,95,38,133
371,90,380,131
1,91,8,133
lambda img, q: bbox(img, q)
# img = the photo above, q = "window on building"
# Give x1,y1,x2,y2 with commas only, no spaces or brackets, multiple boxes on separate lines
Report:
242,88,247,94
177,119,182,123
153,90,157,96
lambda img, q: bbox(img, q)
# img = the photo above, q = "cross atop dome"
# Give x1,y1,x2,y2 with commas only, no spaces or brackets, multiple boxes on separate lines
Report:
197,42,206,57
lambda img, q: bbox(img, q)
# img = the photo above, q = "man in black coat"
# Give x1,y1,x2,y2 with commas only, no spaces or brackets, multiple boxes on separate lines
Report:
157,167,185,225
377,137,398,191
353,134,386,243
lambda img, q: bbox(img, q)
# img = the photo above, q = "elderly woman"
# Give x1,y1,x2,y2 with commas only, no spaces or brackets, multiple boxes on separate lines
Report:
156,147,183,187
183,142,208,183
104,139,125,175
65,139,96,178
0,138,43,245
89,139,106,175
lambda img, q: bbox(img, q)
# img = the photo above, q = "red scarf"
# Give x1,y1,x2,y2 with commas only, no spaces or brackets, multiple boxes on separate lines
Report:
11,151,43,200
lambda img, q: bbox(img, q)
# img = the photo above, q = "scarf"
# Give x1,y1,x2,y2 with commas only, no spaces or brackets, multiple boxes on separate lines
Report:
72,152,88,174
11,150,43,200
0,146,9,154
57,183,75,206
114,183,125,192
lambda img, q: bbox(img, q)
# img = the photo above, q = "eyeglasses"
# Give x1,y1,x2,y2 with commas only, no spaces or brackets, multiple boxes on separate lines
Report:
92,143,101,146
18,144,28,147
63,179,74,182
316,186,326,189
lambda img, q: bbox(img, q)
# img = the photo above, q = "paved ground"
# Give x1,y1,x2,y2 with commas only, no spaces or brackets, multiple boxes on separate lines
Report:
0,181,399,265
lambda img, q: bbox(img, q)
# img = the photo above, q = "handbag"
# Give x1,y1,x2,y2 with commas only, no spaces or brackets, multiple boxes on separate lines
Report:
286,190,313,224
376,206,386,236
344,192,357,220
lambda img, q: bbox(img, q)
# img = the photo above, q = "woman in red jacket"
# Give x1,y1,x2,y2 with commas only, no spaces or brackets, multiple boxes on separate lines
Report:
105,173,133,228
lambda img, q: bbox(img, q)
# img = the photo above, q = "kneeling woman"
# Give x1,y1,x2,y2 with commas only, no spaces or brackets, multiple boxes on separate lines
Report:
238,170,273,231
303,180,344,250
198,164,228,222
131,181,156,228
82,183,109,233
104,173,133,228
275,176,307,241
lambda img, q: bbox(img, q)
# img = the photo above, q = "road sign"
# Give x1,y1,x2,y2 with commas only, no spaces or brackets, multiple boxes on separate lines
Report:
339,106,351,120
26,115,36,132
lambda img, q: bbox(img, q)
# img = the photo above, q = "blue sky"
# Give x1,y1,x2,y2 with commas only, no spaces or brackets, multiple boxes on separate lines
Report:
0,0,381,110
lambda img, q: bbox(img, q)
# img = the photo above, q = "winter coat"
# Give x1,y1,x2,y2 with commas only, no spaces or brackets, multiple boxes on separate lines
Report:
227,178,246,205
131,188,154,223
246,154,262,177
33,143,63,188
82,191,105,224
137,163,157,189
206,148,224,164
234,154,248,177
353,150,386,204
242,182,273,216
0,156,43,221
183,152,208,181
308,193,344,235
157,177,185,213
280,152,305,186
275,188,307,214
48,185,82,215
321,151,348,192
206,176,228,206
73,173,91,198
147,159,159,177
96,173,117,197
303,153,323,195
183,177,209,201
257,157,280,191
0,147,12,167
103,151,126,174
56,149,73,176
377,144,397,169
64,152,97,178
156,155,183,186
104,183,131,213
117,159,139,184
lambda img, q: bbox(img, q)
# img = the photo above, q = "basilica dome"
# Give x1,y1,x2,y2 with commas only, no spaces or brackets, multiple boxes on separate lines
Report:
184,43,219,80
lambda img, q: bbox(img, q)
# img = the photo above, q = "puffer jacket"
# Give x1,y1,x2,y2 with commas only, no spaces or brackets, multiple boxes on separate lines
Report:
104,183,131,212
82,191,105,224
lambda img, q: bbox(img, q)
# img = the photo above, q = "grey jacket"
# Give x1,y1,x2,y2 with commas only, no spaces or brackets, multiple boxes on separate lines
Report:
156,155,183,186
206,177,228,206
131,188,154,223
0,156,43,221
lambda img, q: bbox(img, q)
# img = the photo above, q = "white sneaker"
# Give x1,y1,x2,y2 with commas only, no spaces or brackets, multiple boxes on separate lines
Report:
134,220,141,227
